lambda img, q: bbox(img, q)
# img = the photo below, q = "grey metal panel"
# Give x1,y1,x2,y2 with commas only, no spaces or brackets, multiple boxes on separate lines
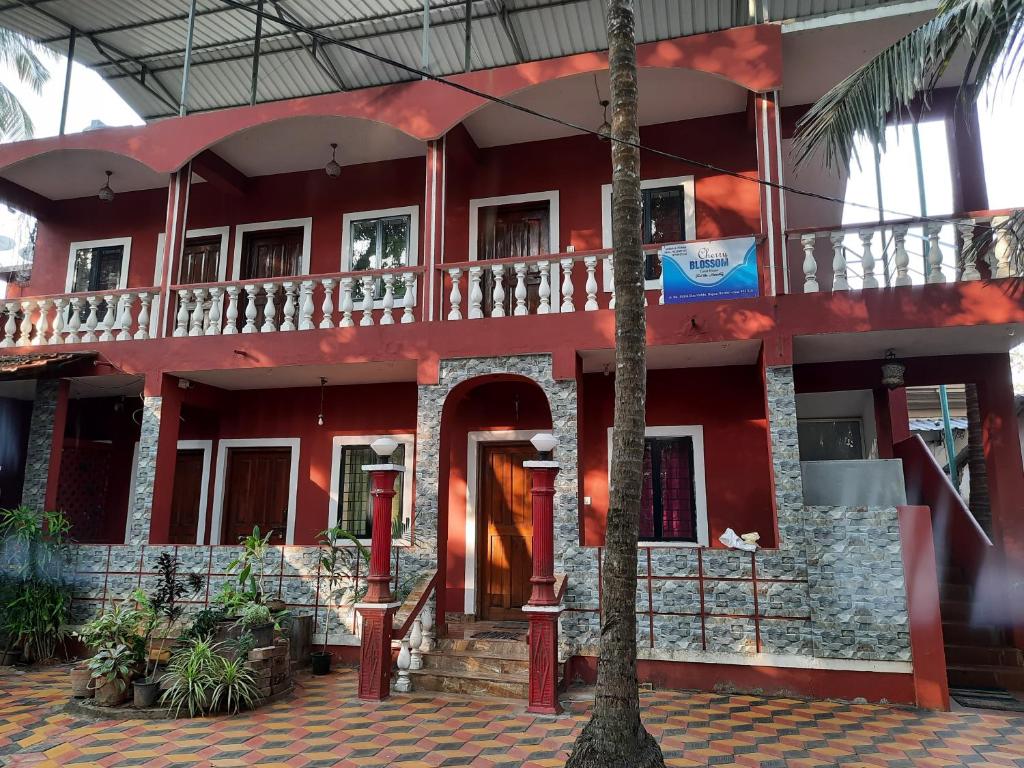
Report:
0,0,924,119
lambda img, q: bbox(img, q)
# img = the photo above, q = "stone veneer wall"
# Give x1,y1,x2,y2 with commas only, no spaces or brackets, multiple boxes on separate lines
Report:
127,396,161,546
52,358,910,665
20,379,60,511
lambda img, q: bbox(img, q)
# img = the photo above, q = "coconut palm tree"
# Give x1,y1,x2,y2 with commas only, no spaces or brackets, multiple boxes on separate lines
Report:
565,1,664,766
794,0,1024,264
0,27,50,140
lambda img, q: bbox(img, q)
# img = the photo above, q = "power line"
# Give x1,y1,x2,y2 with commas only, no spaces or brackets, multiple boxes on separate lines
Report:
215,0,1002,231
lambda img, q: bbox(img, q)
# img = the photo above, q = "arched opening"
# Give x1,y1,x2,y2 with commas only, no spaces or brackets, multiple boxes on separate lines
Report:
437,374,553,621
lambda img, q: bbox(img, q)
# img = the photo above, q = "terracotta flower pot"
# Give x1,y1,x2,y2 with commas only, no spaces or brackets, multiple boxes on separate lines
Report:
93,677,127,707
70,665,94,698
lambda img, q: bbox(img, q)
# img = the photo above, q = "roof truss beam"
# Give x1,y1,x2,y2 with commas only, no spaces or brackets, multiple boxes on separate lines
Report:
191,150,250,197
490,0,526,62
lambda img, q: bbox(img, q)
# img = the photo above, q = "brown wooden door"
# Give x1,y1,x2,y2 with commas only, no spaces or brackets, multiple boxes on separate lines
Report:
221,447,291,545
240,228,302,280
179,236,221,284
169,449,205,544
477,203,549,316
478,443,534,621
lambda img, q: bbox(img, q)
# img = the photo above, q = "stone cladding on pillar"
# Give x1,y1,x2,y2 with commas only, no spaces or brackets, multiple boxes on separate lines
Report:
765,365,805,550
127,396,161,545
21,379,60,511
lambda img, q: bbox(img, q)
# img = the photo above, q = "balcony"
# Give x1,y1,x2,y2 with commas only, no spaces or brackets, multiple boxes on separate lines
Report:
786,210,1022,292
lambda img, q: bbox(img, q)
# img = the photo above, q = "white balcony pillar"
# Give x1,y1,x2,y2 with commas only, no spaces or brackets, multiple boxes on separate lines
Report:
280,281,297,331
114,293,134,341
513,263,528,316
800,234,819,293
1,302,16,347
584,256,599,310
859,230,878,289
490,265,506,318
380,273,396,325
925,223,945,283
242,284,259,333
261,283,278,332
829,232,848,291
65,298,83,344
993,216,1012,278
50,299,66,345
560,258,575,312
35,300,52,345
205,286,223,335
222,286,240,334
447,268,463,321
19,300,35,344
339,277,355,327
174,289,191,337
401,273,416,324
82,297,100,343
958,221,981,281
135,292,152,340
319,278,336,329
537,260,551,314
359,275,375,326
188,288,207,337
893,225,912,286
467,266,483,319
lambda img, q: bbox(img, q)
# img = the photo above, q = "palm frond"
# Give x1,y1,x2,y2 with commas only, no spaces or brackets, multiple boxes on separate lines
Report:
0,82,33,140
961,209,1024,275
0,28,50,94
794,0,1024,171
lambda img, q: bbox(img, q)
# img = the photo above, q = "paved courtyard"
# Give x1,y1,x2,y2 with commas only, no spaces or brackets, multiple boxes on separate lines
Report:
1,666,1023,767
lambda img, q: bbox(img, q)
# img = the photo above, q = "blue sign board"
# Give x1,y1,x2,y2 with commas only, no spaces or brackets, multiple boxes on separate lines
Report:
661,236,759,304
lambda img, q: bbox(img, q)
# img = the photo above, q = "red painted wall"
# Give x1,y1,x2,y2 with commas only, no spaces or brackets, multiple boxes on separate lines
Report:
579,366,776,547
178,382,417,545
25,189,167,296
443,113,760,262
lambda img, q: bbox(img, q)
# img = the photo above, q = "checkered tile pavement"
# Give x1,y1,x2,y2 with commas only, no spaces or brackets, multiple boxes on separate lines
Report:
1,665,1023,767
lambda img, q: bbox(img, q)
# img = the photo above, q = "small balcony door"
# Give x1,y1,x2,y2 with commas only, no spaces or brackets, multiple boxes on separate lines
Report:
477,203,549,316
168,448,206,544
239,228,303,325
178,236,222,285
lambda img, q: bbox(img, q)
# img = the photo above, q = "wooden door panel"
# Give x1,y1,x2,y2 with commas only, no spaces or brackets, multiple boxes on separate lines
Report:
222,448,290,544
169,449,204,544
477,204,549,316
479,443,534,621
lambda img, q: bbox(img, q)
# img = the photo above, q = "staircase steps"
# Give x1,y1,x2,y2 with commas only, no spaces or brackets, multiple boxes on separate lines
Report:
940,568,1024,691
406,635,555,700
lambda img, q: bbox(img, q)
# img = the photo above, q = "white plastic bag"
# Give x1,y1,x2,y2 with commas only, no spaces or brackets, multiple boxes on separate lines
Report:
719,527,758,552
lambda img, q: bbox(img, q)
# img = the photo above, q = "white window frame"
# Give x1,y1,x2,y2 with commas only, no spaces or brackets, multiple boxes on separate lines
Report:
210,437,301,545
605,425,709,547
464,429,548,614
327,433,415,546
178,439,214,546
175,226,231,283
341,206,419,309
65,237,133,293
231,217,313,280
600,176,697,291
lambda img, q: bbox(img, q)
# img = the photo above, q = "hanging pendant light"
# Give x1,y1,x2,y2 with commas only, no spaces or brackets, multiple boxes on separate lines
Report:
317,377,327,426
881,349,906,390
597,99,611,140
97,171,115,202
324,143,341,178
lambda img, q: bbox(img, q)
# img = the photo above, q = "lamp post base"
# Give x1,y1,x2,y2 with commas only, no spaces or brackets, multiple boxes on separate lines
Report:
356,601,401,700
523,604,563,715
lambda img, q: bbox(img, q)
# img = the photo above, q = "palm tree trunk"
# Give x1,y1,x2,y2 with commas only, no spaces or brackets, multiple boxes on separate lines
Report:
965,382,991,535
566,1,664,765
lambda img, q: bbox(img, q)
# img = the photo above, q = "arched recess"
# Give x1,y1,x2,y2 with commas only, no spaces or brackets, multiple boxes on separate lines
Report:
410,354,586,631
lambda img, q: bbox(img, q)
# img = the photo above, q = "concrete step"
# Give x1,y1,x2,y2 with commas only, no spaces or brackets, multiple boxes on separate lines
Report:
408,667,530,699
421,648,529,677
944,644,1024,668
942,621,1007,647
433,638,530,659
948,664,1024,691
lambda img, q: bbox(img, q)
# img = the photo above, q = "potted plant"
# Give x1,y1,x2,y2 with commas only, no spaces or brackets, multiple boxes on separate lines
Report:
210,654,260,714
227,526,273,604
239,602,274,648
87,644,135,707
73,595,147,699
161,637,218,717
135,555,204,708
311,525,368,675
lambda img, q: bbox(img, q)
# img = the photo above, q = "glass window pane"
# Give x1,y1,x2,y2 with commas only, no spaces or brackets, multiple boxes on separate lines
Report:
640,436,697,543
797,420,865,461
380,217,409,270
350,220,378,272
338,443,407,540
72,249,93,293
646,189,685,244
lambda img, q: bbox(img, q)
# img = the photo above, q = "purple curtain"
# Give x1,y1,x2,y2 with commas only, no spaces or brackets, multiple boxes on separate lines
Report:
659,440,695,540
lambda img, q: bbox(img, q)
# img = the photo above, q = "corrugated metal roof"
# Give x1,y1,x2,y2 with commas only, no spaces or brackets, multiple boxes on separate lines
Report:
0,0,917,120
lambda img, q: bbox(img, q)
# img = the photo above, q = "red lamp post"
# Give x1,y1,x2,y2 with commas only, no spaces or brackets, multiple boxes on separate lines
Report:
357,436,403,701
523,432,562,715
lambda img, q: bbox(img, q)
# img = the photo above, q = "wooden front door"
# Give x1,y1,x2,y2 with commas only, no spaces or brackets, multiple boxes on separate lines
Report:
221,447,290,545
240,228,302,280
169,449,205,544
478,443,534,621
477,203,549,316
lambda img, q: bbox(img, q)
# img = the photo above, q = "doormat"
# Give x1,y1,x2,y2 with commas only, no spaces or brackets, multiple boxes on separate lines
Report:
471,630,525,641
951,687,1024,712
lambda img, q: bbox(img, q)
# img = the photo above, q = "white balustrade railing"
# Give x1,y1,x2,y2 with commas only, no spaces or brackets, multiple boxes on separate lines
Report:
441,248,670,319
0,288,157,348
170,267,421,337
790,210,1022,293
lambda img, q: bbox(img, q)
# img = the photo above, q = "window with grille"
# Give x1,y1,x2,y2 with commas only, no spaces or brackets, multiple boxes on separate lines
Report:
336,443,407,540
640,186,687,281
639,436,698,543
71,245,124,293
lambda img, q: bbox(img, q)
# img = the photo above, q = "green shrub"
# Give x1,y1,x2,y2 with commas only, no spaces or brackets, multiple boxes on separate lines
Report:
210,655,260,714
239,602,271,628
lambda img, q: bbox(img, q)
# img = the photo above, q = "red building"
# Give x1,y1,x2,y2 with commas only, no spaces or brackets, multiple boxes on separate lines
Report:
0,0,1020,710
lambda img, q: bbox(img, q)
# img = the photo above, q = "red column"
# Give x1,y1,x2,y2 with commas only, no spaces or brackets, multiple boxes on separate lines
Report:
42,379,70,511
753,90,787,296
975,354,1024,648
523,459,561,715
357,459,403,700
158,167,191,338
874,386,911,458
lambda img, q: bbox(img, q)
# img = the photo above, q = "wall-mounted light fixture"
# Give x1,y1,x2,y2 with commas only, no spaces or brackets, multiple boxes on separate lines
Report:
881,349,906,390
324,143,341,178
317,377,327,426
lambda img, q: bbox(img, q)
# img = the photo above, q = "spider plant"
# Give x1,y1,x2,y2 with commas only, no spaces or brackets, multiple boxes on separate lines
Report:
210,655,260,714
160,637,218,717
